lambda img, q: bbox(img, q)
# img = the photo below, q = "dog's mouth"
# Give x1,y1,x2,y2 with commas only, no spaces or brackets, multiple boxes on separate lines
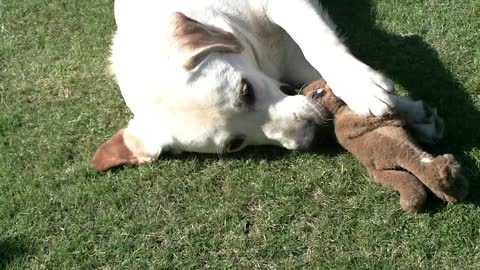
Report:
305,94,335,143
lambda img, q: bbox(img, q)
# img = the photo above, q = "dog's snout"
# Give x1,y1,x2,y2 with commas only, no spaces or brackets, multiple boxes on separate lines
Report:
296,118,333,150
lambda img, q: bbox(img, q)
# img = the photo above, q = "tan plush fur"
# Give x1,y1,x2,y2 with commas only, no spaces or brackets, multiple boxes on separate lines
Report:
302,80,469,211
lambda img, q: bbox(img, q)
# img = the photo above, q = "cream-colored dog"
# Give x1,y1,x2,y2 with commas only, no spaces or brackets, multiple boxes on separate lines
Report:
91,0,444,171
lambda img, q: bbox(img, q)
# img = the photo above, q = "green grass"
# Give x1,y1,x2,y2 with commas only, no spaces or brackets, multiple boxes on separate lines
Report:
1,0,479,268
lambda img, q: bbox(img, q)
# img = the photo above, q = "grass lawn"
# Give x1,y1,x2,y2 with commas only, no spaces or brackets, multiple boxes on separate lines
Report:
1,0,479,268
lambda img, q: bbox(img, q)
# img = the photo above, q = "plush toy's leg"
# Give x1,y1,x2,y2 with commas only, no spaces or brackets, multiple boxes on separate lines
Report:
404,154,469,203
390,140,468,202
368,168,427,212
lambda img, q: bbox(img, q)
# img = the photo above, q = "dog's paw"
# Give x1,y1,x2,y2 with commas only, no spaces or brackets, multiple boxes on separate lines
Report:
326,61,396,116
410,103,445,144
392,97,445,144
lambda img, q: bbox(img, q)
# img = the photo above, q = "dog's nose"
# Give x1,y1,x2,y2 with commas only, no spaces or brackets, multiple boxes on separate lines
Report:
296,118,333,150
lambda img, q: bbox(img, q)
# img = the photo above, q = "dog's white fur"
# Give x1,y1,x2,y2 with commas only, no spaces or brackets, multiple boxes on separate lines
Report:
91,0,443,170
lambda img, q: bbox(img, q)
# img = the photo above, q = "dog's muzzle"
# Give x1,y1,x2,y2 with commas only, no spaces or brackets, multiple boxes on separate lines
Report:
295,101,334,150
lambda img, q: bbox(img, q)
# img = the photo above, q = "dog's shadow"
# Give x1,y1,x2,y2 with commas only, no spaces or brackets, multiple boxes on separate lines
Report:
320,0,480,208
159,137,343,163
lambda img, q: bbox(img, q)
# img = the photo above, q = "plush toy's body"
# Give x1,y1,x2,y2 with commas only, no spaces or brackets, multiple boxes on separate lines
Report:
302,80,468,211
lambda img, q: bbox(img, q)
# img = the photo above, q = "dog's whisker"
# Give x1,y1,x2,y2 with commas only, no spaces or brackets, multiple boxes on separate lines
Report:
216,142,226,160
298,81,315,95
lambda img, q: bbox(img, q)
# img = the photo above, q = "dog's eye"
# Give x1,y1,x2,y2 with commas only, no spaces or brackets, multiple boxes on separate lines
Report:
240,79,255,106
227,135,245,152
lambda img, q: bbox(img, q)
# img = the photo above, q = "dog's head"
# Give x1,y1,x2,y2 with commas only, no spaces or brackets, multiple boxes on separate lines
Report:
91,12,328,171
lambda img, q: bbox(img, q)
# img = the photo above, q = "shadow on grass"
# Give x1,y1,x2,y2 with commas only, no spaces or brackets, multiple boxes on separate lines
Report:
320,0,480,210
159,136,343,163
0,236,32,269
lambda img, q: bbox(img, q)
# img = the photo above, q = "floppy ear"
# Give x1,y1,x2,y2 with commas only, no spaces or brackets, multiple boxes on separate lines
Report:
90,129,140,171
171,12,244,70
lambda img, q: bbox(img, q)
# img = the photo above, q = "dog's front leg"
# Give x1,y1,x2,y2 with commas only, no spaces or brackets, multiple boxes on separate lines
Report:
266,0,396,116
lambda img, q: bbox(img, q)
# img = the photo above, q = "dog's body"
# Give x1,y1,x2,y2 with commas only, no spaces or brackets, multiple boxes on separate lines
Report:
91,0,444,171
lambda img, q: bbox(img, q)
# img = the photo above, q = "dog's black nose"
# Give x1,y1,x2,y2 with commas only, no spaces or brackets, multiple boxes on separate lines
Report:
296,118,334,150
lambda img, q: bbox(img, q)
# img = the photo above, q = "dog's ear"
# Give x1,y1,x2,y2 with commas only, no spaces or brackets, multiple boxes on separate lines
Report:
171,12,244,70
90,129,141,171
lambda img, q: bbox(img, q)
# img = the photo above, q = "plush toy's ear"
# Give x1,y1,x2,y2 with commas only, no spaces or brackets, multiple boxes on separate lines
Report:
90,129,140,171
171,12,244,70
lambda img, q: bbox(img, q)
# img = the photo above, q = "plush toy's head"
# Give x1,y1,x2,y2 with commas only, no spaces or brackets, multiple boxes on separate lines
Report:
302,79,347,115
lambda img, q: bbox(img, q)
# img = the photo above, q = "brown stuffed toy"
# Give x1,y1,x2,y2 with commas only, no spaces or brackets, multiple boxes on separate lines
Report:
302,79,468,211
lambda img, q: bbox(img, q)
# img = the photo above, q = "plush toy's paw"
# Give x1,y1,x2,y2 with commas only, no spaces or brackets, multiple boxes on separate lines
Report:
400,187,427,212
429,154,469,203
369,169,427,212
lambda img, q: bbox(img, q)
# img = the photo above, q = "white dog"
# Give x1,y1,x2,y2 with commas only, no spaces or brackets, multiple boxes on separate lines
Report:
91,0,443,171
